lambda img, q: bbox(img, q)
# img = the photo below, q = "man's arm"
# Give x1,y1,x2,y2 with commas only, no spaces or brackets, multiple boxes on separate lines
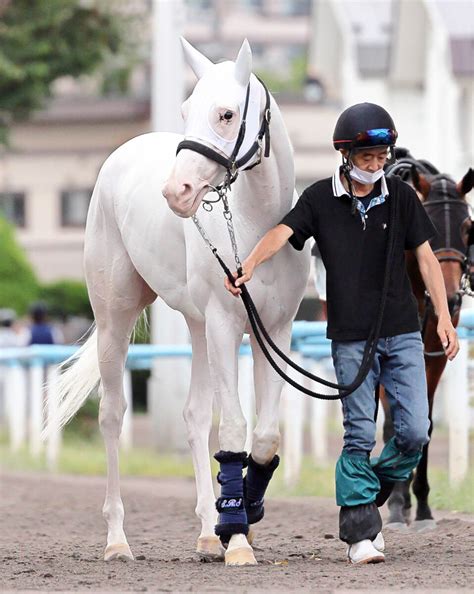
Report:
414,241,459,360
224,224,294,296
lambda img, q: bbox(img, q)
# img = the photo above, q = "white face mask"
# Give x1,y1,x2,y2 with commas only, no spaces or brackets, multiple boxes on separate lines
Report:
349,164,384,185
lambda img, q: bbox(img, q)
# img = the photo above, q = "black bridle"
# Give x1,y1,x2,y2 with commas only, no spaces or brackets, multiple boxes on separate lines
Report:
423,175,471,263
421,174,473,354
175,76,272,195
386,161,473,283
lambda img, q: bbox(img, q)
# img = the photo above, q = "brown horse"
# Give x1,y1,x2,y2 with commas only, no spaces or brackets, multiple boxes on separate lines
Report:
382,158,473,530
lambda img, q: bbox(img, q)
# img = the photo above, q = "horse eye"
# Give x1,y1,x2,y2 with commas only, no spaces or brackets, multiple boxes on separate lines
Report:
223,111,233,121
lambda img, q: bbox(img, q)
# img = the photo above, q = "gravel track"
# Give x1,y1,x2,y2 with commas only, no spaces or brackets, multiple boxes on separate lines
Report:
1,471,473,593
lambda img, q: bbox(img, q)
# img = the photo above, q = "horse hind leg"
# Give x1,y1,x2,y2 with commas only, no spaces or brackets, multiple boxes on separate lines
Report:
87,255,155,561
184,317,225,561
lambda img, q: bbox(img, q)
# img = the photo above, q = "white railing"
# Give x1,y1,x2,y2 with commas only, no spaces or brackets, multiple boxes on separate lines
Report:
1,310,473,484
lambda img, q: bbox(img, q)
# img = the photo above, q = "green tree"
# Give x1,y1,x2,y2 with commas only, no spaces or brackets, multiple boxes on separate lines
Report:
0,215,39,314
0,0,125,143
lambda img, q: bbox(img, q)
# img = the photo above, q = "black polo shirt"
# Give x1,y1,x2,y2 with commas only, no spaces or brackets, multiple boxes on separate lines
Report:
280,174,437,341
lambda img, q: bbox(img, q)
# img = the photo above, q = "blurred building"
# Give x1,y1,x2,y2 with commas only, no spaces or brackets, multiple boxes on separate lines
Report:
0,0,472,281
309,0,474,177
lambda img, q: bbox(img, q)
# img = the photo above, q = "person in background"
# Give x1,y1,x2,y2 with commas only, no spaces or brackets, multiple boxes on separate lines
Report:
0,308,24,348
28,302,62,345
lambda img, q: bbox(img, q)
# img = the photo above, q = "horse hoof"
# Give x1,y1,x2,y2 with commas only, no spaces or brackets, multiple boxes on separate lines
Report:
196,536,225,561
410,519,437,533
104,543,134,561
384,521,409,532
247,528,255,545
225,547,258,566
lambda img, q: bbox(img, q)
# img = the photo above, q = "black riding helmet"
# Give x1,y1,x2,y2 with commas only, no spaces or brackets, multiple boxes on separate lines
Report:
333,102,398,152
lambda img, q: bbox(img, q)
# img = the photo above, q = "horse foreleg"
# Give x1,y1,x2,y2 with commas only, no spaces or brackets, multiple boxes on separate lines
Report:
385,474,413,530
411,421,436,530
184,318,224,560
410,322,447,531
206,313,256,566
243,326,290,528
381,387,413,528
411,353,443,531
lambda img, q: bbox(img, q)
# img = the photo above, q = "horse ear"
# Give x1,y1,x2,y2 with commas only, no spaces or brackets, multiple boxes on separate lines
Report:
411,165,430,198
234,39,252,87
180,37,213,79
457,168,474,196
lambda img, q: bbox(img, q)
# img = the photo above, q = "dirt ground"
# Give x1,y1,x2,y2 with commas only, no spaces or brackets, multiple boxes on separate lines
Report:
1,471,473,593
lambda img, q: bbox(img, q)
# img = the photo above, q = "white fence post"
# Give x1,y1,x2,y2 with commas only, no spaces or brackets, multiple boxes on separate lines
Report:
6,362,27,452
29,361,44,457
447,337,469,485
309,359,331,465
46,365,62,471
121,369,133,451
283,353,306,487
239,353,255,454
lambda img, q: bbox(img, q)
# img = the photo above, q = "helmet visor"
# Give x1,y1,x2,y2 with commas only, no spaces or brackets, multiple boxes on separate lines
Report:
352,128,397,149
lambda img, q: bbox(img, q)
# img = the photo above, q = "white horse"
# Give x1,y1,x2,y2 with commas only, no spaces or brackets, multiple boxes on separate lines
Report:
47,39,310,566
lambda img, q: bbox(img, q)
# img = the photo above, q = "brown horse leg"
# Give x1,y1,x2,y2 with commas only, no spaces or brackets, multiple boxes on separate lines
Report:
386,474,413,528
411,345,446,530
380,386,412,528
412,421,434,522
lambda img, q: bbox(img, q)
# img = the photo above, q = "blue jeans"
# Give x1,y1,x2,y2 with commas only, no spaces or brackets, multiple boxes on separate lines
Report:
332,331,430,456
332,331,430,508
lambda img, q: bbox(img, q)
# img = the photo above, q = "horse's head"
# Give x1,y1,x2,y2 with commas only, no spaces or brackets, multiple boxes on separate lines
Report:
163,38,265,217
412,166,473,309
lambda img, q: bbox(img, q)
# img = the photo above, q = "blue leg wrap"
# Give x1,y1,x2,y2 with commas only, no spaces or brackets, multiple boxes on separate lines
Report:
243,454,280,524
214,450,249,542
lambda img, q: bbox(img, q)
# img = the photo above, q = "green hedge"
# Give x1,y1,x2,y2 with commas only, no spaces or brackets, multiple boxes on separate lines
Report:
0,215,93,319
39,279,93,320
0,216,39,314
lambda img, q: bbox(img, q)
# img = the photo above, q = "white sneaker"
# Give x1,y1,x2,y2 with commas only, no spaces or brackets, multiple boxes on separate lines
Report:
372,531,385,552
347,539,385,564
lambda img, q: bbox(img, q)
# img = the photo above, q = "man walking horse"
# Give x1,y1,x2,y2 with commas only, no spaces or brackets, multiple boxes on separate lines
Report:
226,102,460,564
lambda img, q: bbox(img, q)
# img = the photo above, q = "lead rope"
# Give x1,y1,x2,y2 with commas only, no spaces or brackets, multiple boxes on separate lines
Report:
192,181,399,400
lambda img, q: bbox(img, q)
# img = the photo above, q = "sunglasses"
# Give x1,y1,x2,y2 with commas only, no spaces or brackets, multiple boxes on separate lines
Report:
352,128,398,148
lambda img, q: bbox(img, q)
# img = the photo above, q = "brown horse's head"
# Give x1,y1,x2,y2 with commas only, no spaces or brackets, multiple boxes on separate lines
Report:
412,166,473,313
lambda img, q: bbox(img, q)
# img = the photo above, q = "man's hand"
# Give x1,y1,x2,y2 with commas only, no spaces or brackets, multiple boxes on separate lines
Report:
223,224,294,297
437,315,459,360
224,260,255,297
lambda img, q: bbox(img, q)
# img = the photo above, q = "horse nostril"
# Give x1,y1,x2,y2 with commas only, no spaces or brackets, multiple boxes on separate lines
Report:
180,183,193,198
162,182,172,199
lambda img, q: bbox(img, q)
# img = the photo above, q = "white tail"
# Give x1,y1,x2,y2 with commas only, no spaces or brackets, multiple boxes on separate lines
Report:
42,327,100,440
